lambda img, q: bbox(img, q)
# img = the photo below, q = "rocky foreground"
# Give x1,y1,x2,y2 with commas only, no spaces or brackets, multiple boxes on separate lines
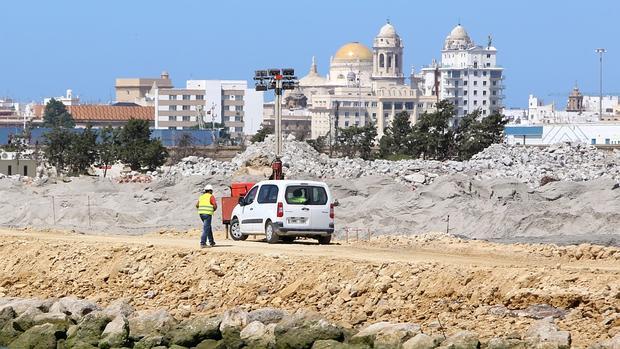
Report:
1,296,618,349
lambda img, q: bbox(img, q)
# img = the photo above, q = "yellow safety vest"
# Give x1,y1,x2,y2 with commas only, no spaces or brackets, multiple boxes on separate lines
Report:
198,193,214,215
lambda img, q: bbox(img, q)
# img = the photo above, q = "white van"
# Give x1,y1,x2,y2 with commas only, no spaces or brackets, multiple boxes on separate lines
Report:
229,180,335,244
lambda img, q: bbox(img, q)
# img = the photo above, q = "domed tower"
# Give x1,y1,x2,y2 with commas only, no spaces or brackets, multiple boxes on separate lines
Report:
443,24,475,51
372,21,404,85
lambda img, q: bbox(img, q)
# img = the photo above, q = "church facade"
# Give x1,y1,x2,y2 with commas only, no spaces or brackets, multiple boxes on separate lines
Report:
290,22,503,139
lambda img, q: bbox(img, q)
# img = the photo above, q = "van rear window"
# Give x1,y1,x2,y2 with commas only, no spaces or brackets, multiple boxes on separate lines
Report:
285,185,328,205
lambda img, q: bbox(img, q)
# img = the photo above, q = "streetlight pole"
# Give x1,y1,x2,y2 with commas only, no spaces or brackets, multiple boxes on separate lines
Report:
595,48,606,118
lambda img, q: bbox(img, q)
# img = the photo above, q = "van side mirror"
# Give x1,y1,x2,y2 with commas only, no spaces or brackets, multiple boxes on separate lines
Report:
238,196,245,206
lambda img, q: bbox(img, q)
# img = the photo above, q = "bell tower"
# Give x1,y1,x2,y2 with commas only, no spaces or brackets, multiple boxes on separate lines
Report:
372,21,404,85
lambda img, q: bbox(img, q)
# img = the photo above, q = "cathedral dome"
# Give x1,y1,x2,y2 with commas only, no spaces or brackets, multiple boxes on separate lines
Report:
378,23,397,37
444,24,474,50
333,42,373,62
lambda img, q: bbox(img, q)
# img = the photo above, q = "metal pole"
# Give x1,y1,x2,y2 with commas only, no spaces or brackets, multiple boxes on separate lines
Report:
446,215,450,234
595,48,606,118
275,79,282,157
52,196,56,224
87,195,91,228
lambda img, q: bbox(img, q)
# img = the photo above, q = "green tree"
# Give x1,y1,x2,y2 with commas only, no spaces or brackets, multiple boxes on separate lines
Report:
44,127,74,173
97,126,117,177
117,119,168,171
336,123,377,160
67,125,98,175
410,100,456,160
455,110,507,160
251,124,273,143
306,135,327,153
42,98,75,128
379,111,413,158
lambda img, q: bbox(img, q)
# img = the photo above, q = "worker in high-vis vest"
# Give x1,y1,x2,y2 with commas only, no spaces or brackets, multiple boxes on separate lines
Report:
195,184,218,248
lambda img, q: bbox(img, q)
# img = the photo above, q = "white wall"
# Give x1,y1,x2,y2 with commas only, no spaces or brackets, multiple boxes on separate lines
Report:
243,89,264,135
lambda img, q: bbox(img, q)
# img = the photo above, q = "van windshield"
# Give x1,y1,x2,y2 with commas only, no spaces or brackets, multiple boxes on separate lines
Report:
285,185,328,205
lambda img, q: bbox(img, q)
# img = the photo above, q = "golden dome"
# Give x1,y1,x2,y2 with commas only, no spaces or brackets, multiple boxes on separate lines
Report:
333,42,372,62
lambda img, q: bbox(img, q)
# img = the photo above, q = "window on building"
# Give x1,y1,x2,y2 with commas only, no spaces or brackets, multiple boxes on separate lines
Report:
183,95,190,100
493,81,497,86
379,54,385,68
405,102,414,110
464,100,468,105
483,100,487,105
387,55,392,68
344,121,349,127
168,116,175,121
474,81,478,86
383,102,392,109
344,112,349,117
483,91,487,96
354,112,359,117
483,110,487,115
606,138,611,145
169,95,177,100
7,165,11,176
394,54,399,68
463,80,468,86
474,71,478,77
168,127,176,130
169,105,177,111
236,106,243,111
486,54,491,58
474,100,478,105
492,100,496,105
486,63,491,67
196,95,204,100
372,113,377,119
474,90,478,96
23,165,28,177
483,81,487,86
483,71,487,76
591,139,596,145
371,102,377,107
182,105,190,111
394,102,403,110
182,115,190,121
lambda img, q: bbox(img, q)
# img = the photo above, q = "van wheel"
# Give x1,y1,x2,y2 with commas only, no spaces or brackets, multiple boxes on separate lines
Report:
230,218,247,241
318,235,332,245
265,221,279,244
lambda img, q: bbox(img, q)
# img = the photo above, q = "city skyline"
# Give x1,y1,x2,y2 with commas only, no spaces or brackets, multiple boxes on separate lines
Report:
1,0,619,108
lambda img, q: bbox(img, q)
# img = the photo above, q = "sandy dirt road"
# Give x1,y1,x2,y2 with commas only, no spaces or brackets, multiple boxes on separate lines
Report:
0,228,618,345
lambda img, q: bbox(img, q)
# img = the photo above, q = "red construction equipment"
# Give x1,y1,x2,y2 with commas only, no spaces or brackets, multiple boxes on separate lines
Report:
221,182,254,238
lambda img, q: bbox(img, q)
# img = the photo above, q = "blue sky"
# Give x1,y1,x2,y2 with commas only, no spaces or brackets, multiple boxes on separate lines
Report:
1,0,618,108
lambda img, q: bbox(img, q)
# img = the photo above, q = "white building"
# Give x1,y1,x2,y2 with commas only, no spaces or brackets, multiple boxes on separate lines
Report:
421,25,504,119
44,89,80,106
154,80,263,137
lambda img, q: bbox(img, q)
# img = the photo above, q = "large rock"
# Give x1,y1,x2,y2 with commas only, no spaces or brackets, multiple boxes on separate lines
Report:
403,333,442,349
219,308,249,349
437,331,479,349
486,337,527,349
350,322,419,347
591,333,620,349
50,296,100,321
102,298,134,319
274,311,344,349
133,335,164,349
523,317,571,349
65,311,111,347
169,315,222,346
128,309,177,342
311,339,370,348
13,306,44,332
240,321,276,348
0,320,22,346
0,306,15,329
7,323,65,349
195,339,225,349
0,298,53,316
98,314,129,349
248,308,287,325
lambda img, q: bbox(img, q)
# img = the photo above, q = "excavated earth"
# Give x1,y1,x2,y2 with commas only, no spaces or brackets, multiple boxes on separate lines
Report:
0,229,618,347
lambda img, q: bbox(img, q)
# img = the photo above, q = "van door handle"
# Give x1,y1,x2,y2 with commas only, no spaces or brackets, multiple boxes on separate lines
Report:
249,208,254,210
301,207,310,211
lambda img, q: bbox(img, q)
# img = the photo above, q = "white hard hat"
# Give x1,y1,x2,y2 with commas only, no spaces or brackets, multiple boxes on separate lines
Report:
204,184,213,191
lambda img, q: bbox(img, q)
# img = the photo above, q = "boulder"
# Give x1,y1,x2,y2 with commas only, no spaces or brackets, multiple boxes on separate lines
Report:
50,296,100,321
311,339,371,348
274,311,344,349
65,311,111,347
373,323,421,349
128,309,177,342
486,337,527,349
240,321,276,348
523,317,571,349
438,331,479,349
133,335,164,349
0,298,53,316
0,320,22,346
98,314,129,349
0,306,15,329
169,315,222,346
13,306,43,331
219,308,249,349
403,333,441,349
102,298,134,319
195,339,225,349
7,323,65,349
248,308,287,325
32,312,72,327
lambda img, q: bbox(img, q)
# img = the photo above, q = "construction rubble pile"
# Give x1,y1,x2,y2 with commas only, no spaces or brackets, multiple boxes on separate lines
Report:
160,136,620,187
2,295,614,349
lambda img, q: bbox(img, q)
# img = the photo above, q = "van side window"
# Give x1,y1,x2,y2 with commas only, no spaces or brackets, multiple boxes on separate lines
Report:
245,186,259,205
257,185,279,204
285,185,328,205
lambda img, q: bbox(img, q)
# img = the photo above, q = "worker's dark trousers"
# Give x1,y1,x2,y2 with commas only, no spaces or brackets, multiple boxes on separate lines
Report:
200,214,214,246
